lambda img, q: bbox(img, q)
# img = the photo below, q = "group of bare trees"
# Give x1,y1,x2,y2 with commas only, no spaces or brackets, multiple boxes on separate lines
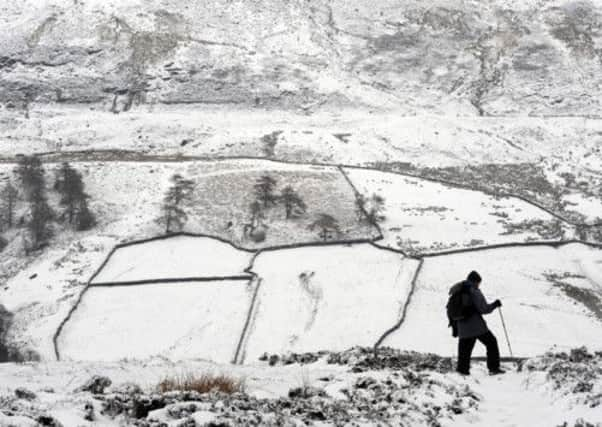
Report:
253,175,307,218
0,156,95,252
156,171,386,244
243,175,308,242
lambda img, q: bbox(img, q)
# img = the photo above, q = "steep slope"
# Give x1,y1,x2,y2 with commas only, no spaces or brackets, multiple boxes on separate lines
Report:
1,0,602,114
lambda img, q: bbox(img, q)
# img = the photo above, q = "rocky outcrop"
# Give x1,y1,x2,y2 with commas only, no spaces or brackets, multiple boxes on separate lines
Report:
260,346,455,373
0,304,13,363
1,1,602,115
75,375,112,395
523,347,602,408
96,375,479,426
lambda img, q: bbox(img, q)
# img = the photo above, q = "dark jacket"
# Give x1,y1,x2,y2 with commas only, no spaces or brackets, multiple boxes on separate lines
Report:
449,280,497,338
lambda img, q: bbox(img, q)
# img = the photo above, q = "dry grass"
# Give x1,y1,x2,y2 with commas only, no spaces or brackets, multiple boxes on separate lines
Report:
156,372,244,394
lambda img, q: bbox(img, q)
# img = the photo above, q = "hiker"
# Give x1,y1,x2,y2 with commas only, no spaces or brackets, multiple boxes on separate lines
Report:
447,270,504,376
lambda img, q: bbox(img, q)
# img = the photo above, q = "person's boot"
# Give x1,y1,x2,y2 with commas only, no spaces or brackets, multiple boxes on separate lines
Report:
489,368,506,375
456,369,470,376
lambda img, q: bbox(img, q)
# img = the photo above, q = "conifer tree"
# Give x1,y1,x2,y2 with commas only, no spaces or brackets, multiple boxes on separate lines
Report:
15,156,53,250
280,185,306,219
54,162,95,230
159,174,195,233
309,213,341,241
254,175,278,208
0,182,18,230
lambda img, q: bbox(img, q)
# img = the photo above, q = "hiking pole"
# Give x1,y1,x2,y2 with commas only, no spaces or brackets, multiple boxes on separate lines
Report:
498,307,513,358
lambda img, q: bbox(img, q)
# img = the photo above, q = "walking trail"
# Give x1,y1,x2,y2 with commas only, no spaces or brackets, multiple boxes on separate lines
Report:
448,363,590,427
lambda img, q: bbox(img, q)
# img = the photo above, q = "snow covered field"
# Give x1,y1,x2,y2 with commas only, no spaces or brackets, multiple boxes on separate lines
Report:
91,235,254,284
345,167,574,254
240,244,420,362
58,280,255,363
383,244,602,357
0,158,372,360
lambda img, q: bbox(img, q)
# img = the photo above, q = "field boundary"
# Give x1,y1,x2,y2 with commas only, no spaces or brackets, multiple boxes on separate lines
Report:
52,232,382,362
91,276,253,287
52,232,602,361
419,239,602,258
337,165,384,240
233,251,264,364
4,152,601,228
372,238,602,355
373,258,424,350
47,154,602,361
232,280,262,364
52,244,119,361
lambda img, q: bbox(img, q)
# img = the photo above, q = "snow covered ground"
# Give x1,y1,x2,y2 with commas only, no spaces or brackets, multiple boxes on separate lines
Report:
383,244,602,357
239,244,420,363
0,158,373,360
58,280,255,363
1,347,601,427
91,235,254,284
345,167,574,254
2,0,602,424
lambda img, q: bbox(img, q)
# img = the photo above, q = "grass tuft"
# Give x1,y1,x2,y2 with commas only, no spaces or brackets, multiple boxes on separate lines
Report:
156,373,244,394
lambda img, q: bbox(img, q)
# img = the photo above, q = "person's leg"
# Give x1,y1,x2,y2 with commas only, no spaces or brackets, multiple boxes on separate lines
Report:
457,336,477,374
477,330,500,372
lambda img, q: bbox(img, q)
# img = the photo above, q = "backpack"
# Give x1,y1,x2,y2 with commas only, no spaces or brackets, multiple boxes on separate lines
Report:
446,286,474,337
446,285,475,323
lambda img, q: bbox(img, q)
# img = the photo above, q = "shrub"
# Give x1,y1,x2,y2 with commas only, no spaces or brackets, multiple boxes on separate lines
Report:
156,373,243,394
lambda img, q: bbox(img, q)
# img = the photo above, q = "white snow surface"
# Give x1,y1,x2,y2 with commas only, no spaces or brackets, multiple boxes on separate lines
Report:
240,244,420,362
58,280,255,363
91,235,253,284
0,356,601,427
384,244,602,357
345,167,573,253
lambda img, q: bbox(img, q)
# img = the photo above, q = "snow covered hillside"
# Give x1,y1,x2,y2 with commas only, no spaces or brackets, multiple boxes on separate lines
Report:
2,0,602,115
384,244,602,356
1,0,602,426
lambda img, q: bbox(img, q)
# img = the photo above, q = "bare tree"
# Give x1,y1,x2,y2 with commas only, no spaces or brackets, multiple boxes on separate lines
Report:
355,193,367,222
309,213,341,241
356,193,386,226
365,194,386,226
158,174,195,233
243,201,267,242
254,175,278,208
280,185,306,219
15,156,44,200
260,131,282,157
0,182,18,230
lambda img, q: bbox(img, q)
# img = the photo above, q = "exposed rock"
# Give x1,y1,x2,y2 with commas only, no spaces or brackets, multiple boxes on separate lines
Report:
96,367,479,426
262,346,454,373
287,386,326,399
76,375,112,394
0,304,13,363
524,347,602,407
113,382,143,396
83,402,95,421
35,415,63,427
2,1,602,114
14,388,37,401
